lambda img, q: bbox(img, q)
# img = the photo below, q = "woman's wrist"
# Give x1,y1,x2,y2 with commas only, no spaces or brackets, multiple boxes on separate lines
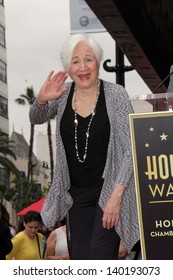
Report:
112,184,125,197
35,97,47,106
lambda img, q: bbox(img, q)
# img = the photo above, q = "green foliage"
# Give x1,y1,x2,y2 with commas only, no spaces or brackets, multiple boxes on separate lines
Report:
15,86,36,180
15,86,36,105
0,131,19,175
0,178,49,212
5,177,43,212
40,184,50,197
0,184,10,203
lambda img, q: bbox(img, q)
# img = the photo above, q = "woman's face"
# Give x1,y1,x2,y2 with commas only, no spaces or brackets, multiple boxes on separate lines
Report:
24,221,41,239
68,42,99,89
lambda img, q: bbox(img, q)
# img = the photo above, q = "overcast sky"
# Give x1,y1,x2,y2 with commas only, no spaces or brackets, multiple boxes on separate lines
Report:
5,0,151,148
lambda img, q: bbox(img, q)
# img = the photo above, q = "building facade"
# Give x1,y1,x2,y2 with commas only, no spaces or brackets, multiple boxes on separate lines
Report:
8,131,51,226
36,132,56,166
0,0,9,187
0,0,8,135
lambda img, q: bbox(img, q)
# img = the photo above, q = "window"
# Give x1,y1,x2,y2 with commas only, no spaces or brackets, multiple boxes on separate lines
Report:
0,132,10,186
0,167,10,186
0,60,7,83
0,131,8,141
0,95,8,118
0,25,5,48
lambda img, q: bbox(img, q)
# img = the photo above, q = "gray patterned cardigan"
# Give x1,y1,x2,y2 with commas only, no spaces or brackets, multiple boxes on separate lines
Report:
29,80,140,253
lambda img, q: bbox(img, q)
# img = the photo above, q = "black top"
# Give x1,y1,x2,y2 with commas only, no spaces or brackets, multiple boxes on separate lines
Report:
60,80,110,200
0,224,13,260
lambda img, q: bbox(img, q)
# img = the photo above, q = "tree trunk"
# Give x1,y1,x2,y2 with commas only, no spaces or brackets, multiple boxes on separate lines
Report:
28,123,34,180
47,119,54,183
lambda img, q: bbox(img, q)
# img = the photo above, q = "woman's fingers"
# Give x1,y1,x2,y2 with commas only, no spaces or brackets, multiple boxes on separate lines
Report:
47,70,68,84
38,70,68,103
102,201,120,229
102,213,117,229
51,71,67,82
47,70,54,81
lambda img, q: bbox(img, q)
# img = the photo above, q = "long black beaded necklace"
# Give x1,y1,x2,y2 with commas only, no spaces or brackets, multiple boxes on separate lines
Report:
73,81,100,163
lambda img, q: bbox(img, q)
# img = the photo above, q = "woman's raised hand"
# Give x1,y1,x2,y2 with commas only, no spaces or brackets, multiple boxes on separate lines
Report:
36,70,68,104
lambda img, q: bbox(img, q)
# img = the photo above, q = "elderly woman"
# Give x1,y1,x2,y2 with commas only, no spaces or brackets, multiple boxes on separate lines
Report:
29,33,139,260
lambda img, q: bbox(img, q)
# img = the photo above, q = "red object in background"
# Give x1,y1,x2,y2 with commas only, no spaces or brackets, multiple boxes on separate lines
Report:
16,197,46,216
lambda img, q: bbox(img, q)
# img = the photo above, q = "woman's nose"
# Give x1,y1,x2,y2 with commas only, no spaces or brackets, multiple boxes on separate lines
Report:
79,61,87,70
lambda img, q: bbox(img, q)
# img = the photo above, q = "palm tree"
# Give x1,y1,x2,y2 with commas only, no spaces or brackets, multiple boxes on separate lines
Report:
0,131,19,203
15,86,35,180
0,131,19,176
15,86,55,183
10,177,42,212
47,119,54,183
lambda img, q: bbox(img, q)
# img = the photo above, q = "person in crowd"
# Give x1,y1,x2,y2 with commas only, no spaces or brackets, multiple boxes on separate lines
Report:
6,210,46,260
46,219,69,260
0,202,13,259
118,240,128,259
118,239,141,260
29,33,139,260
9,225,16,238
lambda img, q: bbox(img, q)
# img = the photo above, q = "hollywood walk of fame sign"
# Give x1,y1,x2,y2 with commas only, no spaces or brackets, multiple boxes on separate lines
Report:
130,111,173,259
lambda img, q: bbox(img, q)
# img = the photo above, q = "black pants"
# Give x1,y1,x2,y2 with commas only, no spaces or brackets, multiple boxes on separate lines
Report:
68,190,120,260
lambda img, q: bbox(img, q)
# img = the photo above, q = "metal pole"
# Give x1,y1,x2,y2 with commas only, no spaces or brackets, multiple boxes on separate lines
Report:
116,44,125,86
103,42,134,87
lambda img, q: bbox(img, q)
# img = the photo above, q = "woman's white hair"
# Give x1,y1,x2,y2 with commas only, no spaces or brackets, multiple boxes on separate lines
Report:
60,33,103,71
